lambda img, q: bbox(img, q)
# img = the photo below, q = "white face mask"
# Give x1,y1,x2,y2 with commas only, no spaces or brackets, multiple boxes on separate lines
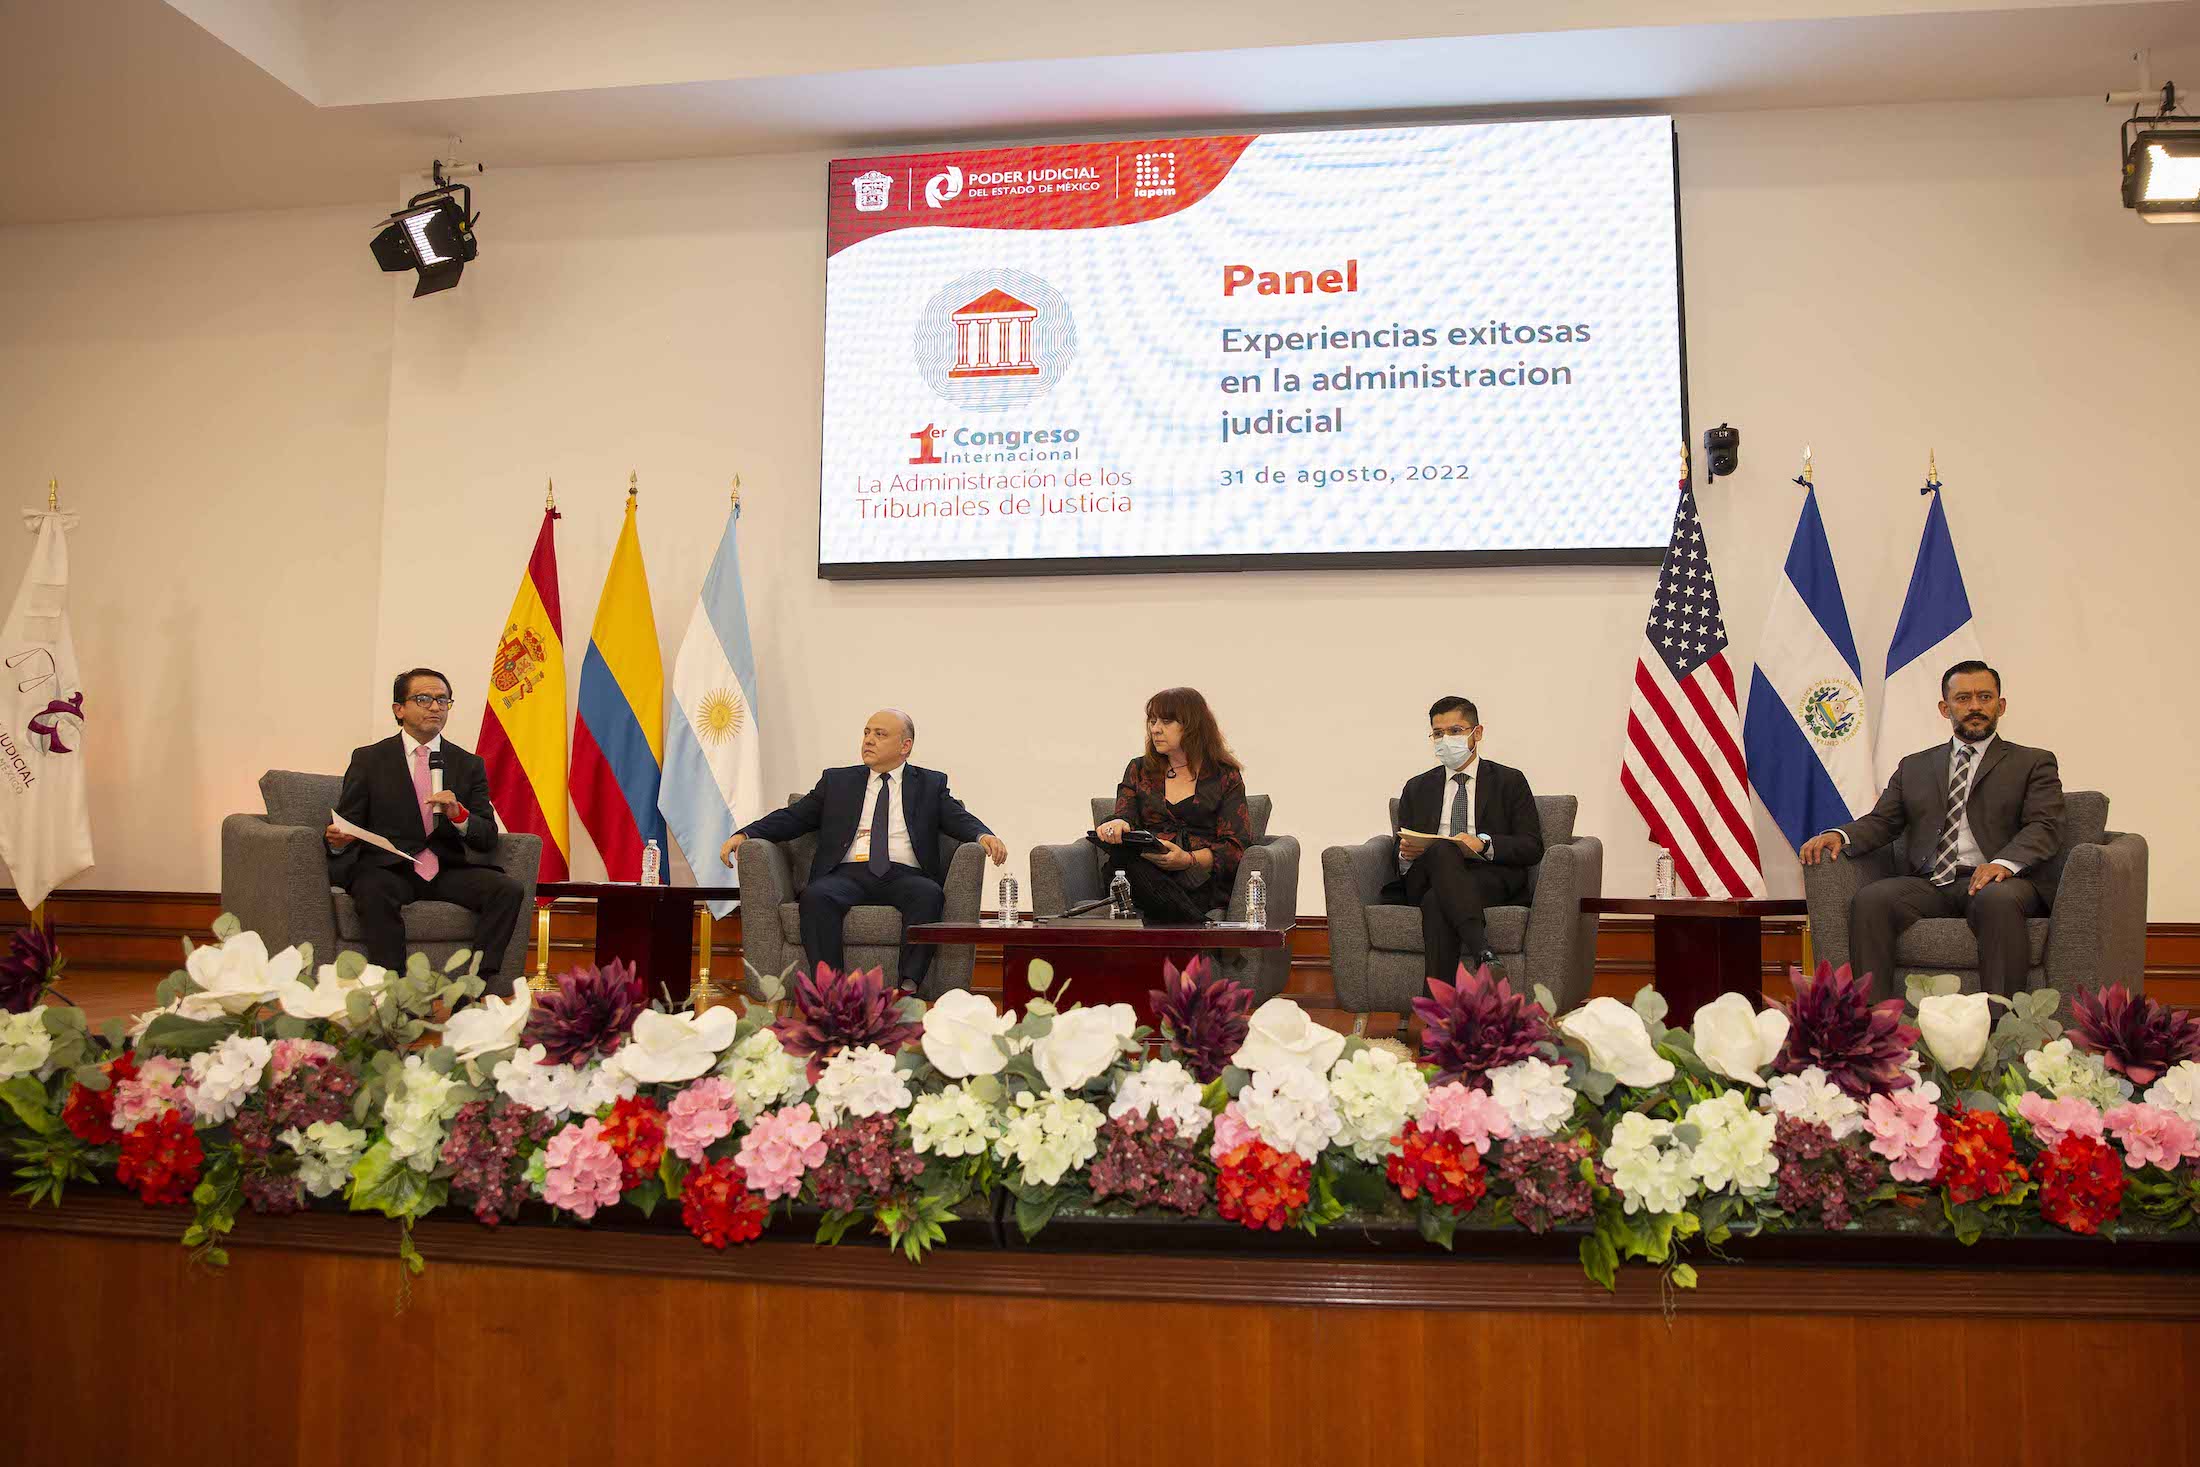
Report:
1433,734,1476,771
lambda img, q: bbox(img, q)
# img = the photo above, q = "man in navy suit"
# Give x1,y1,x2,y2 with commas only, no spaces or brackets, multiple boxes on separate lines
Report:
721,709,1007,992
323,668,525,993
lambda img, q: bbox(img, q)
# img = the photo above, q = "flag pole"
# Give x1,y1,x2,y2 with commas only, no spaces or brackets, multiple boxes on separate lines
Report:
1924,449,1941,495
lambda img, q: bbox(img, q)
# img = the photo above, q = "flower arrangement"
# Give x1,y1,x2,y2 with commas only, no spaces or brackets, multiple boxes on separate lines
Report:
3,925,2198,1292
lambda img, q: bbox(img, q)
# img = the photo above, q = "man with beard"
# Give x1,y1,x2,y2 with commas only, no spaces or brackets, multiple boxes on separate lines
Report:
1799,660,2065,996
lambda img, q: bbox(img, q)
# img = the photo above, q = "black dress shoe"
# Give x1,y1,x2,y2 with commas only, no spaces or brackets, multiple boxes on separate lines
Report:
1477,949,1501,974
896,977,922,997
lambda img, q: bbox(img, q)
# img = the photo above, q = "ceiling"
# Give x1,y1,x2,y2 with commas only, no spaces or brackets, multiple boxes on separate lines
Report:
2,0,2193,224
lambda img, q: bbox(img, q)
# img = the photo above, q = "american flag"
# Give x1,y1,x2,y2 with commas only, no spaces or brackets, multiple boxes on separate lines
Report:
1620,480,1765,898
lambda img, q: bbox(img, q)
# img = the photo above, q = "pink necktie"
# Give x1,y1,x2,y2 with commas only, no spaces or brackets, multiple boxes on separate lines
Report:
411,745,440,880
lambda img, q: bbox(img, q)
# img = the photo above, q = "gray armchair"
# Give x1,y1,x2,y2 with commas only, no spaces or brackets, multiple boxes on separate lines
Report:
1802,789,2146,1000
1028,795,1301,1002
734,797,984,1000
220,769,542,978
1321,794,1601,1020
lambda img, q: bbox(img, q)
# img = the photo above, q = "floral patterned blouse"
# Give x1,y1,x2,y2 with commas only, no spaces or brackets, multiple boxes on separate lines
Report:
1112,758,1253,890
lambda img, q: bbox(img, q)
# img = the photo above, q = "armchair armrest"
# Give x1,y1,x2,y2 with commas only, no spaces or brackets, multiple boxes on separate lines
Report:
489,834,544,979
1221,835,1299,1002
2043,833,2149,1000
1523,836,1601,1012
1802,849,1872,976
219,814,338,962
1030,839,1106,917
1320,837,1395,1012
735,838,797,998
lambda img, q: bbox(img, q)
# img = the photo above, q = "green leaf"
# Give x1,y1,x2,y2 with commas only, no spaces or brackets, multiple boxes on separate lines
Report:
1415,1203,1458,1251
211,913,243,941
627,1180,664,1218
70,1065,110,1094
1630,986,1668,1027
345,989,374,1027
0,1077,57,1136
135,1015,233,1055
271,1017,312,1041
1531,983,1558,1017
154,973,189,1008
1579,1232,1618,1291
347,1140,448,1222
1671,1263,1699,1290
96,1017,126,1049
1014,1190,1061,1240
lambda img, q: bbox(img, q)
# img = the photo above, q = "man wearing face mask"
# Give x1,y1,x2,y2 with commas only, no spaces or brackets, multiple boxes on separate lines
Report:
1382,695,1545,989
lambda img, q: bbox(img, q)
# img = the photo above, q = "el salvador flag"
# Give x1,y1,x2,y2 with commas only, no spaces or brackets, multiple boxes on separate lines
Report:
659,498,763,919
1744,483,1878,852
1876,484,1984,783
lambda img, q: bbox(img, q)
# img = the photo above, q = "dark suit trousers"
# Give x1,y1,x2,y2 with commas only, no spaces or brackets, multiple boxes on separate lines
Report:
345,860,525,991
1103,847,1219,925
1851,872,2046,999
1404,842,1528,987
798,862,946,985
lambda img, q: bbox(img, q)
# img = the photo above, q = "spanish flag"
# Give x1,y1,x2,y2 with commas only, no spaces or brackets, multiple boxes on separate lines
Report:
571,485,666,880
477,496,569,881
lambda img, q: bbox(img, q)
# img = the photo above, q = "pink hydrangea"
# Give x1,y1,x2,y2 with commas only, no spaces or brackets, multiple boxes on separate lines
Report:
735,1102,828,1201
1209,1100,1255,1162
540,1117,623,1219
2016,1091,2104,1147
665,1077,741,1166
269,1037,339,1085
1863,1087,1944,1183
110,1055,192,1132
1421,1083,1515,1155
2102,1103,2200,1171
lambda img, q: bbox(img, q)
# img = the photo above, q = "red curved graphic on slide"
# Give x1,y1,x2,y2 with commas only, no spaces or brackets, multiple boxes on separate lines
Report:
828,135,1257,257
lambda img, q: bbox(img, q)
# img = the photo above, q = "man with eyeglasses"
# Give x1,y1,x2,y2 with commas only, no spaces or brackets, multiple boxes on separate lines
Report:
324,668,524,993
1382,695,1545,992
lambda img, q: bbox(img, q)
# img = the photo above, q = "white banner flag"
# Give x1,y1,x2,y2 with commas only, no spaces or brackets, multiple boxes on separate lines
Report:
0,510,92,907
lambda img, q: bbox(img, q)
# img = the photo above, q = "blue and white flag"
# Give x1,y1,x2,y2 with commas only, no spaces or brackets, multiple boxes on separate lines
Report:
1877,484,1984,783
659,498,763,917
1743,483,1876,852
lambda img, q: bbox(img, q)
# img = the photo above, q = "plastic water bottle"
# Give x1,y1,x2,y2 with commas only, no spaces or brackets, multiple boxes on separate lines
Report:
1246,870,1267,929
1108,869,1133,918
641,839,662,886
1653,847,1674,900
997,875,1020,927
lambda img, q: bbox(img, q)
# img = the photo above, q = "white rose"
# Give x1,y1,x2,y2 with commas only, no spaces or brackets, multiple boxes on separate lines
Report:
1558,997,1676,1088
813,1044,913,1126
921,989,1013,1079
184,931,306,1015
602,1006,739,1086
1690,992,1789,1088
1033,1004,1138,1094
1916,991,1992,1072
441,987,534,1064
0,1006,54,1080
1232,997,1347,1079
275,962,389,1028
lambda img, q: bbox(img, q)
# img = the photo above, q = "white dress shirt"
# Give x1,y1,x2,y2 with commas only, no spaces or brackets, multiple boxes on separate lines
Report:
847,765,919,870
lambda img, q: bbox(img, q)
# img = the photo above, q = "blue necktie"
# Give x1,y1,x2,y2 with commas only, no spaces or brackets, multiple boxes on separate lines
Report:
868,773,892,875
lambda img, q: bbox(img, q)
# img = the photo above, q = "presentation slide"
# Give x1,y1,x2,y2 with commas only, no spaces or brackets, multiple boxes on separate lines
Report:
821,117,1684,578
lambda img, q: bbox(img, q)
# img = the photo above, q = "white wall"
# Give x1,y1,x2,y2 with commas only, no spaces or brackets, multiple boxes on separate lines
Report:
0,203,395,892
3,95,2193,918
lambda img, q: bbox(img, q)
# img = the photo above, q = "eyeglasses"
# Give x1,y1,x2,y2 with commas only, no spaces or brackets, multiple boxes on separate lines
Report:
1428,725,1477,740
405,694,455,710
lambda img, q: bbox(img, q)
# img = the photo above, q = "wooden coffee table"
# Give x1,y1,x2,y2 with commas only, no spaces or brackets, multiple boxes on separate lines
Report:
536,882,740,1005
1579,897,1807,1023
906,920,1287,1025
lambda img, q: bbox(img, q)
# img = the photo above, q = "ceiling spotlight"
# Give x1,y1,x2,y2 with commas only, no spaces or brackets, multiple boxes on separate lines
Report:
371,161,481,295
2107,61,2198,224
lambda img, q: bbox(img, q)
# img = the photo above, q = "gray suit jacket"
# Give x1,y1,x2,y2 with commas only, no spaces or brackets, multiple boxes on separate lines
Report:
1838,737,2066,894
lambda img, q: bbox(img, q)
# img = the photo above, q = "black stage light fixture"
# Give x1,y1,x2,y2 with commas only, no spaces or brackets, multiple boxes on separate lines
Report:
2122,117,2200,224
371,163,480,296
1702,423,1740,481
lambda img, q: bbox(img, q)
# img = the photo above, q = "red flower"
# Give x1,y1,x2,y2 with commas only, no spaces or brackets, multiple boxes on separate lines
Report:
2037,1134,2126,1235
115,1110,203,1207
598,1096,668,1190
681,1157,770,1249
1934,1107,2028,1206
61,1051,137,1146
1216,1138,1311,1232
1386,1121,1488,1212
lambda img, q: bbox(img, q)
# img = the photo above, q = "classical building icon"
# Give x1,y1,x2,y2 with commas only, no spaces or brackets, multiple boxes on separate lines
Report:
948,289,1041,379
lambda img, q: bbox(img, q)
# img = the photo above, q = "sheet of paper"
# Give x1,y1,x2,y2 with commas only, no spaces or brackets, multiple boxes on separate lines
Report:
330,811,427,870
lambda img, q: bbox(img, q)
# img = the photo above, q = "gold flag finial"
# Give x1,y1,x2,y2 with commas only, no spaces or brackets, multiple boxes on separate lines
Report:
1681,436,1691,479
627,470,638,503
1928,449,1939,486
545,477,556,511
47,478,57,512
1801,445,1813,486
731,473,742,509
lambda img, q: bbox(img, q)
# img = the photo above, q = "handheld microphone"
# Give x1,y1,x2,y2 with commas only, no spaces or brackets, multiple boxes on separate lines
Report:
427,749,447,811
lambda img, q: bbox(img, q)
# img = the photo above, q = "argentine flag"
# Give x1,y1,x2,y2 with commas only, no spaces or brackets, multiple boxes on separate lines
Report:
659,497,763,917
1743,482,1877,852
1876,484,1983,783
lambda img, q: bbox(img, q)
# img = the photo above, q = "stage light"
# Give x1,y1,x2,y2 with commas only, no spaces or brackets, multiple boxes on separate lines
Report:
2123,126,2200,223
371,163,480,296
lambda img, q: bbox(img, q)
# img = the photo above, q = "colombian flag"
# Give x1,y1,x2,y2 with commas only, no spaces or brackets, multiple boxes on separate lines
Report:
571,490,666,880
478,500,570,880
